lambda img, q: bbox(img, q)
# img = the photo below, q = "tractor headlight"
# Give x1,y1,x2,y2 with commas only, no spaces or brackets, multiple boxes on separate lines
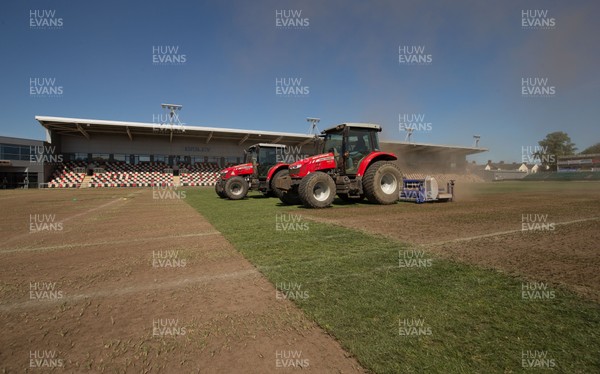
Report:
289,165,301,175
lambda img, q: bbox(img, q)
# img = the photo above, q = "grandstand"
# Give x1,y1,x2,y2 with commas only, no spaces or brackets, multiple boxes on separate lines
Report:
557,154,600,172
523,171,600,181
0,116,488,188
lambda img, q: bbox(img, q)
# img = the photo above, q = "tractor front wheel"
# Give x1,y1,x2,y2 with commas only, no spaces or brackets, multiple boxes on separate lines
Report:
363,161,402,204
299,172,336,208
224,176,249,200
215,181,227,198
271,169,290,199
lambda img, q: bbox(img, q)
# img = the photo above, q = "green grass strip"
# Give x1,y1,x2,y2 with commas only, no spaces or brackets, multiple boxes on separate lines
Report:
186,188,600,373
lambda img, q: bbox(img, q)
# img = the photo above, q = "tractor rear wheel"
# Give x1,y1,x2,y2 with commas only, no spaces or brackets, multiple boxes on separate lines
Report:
224,176,249,200
363,161,402,204
270,169,289,199
299,171,336,208
215,181,227,198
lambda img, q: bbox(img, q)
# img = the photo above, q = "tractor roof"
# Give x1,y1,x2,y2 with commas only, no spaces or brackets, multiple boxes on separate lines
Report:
247,143,287,150
322,123,382,133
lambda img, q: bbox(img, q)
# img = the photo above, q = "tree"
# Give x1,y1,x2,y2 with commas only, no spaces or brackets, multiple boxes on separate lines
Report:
534,132,577,171
580,143,600,155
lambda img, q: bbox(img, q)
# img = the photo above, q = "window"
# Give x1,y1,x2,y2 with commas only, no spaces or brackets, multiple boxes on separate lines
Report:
347,129,373,153
244,148,258,164
323,133,343,155
222,157,236,166
208,157,225,166
0,144,34,161
113,154,127,162
259,147,278,165
346,129,375,174
92,153,109,162
1,145,20,160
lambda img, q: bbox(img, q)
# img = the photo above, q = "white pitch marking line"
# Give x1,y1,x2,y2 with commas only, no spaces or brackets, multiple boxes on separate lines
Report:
2,196,129,247
0,268,258,312
424,216,599,247
0,232,221,254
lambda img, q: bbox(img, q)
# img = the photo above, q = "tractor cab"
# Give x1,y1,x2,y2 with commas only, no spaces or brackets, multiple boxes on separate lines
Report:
245,143,284,179
321,123,381,175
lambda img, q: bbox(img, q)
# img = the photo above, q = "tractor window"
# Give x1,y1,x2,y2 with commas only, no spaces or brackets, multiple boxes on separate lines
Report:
346,129,374,174
371,132,380,151
244,149,257,164
347,129,374,153
323,133,343,155
257,147,280,178
259,147,278,166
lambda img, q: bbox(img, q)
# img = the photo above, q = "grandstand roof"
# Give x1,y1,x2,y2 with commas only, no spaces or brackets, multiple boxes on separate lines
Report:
35,116,488,155
382,140,487,156
35,116,316,146
558,153,600,160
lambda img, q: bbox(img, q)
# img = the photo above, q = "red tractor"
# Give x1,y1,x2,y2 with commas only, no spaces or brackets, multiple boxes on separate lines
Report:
275,123,402,208
215,143,291,200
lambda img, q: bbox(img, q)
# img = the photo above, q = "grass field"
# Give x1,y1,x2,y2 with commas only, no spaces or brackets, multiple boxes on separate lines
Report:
1,182,598,373
186,181,600,373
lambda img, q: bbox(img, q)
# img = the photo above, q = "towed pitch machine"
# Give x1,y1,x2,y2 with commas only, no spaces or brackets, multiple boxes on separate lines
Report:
399,176,454,203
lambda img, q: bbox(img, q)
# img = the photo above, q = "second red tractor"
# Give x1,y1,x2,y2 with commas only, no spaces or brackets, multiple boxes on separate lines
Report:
216,143,291,200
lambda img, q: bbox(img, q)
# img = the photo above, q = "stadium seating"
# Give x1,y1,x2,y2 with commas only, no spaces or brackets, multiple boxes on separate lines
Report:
45,161,486,188
523,171,600,181
179,162,222,186
88,162,174,187
46,161,229,188
47,161,86,188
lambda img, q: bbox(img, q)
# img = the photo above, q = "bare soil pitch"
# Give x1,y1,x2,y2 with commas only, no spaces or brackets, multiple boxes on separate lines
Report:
0,189,364,373
298,182,600,302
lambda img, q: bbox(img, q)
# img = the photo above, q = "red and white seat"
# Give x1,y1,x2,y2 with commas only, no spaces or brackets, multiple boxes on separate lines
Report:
89,162,174,187
179,163,222,186
47,161,86,188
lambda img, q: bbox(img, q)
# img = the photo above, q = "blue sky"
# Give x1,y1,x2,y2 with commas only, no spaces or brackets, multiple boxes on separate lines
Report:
1,0,598,163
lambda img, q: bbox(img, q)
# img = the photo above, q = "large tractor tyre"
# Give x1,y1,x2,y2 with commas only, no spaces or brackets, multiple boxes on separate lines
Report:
270,169,289,199
224,176,249,200
337,193,364,203
298,171,336,209
363,161,402,205
279,189,301,205
215,182,227,198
